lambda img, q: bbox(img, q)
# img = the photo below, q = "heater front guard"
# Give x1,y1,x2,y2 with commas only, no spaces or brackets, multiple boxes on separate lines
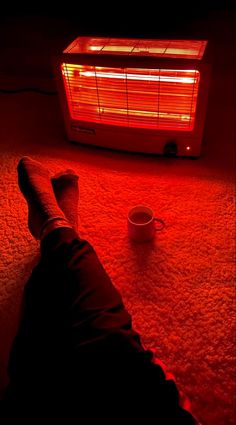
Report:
53,38,211,157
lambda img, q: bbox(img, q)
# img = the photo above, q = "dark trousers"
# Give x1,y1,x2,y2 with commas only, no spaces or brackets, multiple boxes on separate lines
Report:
5,228,196,422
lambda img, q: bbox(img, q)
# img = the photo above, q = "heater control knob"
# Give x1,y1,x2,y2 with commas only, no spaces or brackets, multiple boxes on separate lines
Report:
164,141,178,157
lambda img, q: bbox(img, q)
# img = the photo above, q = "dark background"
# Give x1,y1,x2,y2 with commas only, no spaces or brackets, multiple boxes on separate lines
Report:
0,1,235,84
1,1,235,36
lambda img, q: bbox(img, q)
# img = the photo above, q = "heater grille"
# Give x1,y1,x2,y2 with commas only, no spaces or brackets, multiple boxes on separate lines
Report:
61,64,200,131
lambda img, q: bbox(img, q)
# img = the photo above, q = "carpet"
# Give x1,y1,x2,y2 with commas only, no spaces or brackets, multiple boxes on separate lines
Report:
0,12,235,425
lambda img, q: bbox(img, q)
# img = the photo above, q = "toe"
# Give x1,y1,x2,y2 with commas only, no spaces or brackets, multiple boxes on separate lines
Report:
52,170,79,180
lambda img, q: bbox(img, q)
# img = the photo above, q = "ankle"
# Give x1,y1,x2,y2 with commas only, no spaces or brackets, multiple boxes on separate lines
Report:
39,217,73,241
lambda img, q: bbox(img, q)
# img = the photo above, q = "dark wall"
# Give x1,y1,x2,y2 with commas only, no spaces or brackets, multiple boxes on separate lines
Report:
1,1,234,37
0,2,234,82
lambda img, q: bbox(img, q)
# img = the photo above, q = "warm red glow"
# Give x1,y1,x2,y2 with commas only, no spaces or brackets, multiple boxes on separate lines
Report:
186,146,191,150
61,64,200,131
64,37,207,60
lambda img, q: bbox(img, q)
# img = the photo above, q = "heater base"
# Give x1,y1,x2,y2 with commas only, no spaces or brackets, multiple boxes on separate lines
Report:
67,123,201,158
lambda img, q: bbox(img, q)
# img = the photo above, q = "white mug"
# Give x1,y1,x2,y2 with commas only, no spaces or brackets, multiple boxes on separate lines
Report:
127,205,165,243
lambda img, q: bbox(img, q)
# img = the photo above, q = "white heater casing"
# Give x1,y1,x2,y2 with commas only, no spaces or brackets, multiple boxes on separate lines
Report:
54,37,211,157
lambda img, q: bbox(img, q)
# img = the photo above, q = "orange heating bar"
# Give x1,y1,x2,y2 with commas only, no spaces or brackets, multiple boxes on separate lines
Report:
61,64,200,131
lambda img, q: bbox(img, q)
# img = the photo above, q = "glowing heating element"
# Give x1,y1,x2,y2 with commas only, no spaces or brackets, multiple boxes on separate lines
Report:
54,37,210,157
61,64,200,131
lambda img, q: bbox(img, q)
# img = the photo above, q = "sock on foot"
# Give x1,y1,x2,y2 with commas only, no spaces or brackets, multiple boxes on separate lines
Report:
51,170,79,231
17,156,69,239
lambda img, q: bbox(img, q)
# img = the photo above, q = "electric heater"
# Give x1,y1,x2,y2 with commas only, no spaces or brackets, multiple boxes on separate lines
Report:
54,37,211,157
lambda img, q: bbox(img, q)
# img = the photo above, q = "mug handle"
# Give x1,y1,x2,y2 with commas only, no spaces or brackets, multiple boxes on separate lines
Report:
154,217,165,231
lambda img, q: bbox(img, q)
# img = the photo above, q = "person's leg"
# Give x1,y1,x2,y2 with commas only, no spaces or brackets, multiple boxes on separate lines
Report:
34,228,196,424
5,157,197,423
6,157,145,400
5,158,75,398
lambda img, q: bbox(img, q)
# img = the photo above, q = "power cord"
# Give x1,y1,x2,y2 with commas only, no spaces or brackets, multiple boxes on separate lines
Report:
0,87,58,95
